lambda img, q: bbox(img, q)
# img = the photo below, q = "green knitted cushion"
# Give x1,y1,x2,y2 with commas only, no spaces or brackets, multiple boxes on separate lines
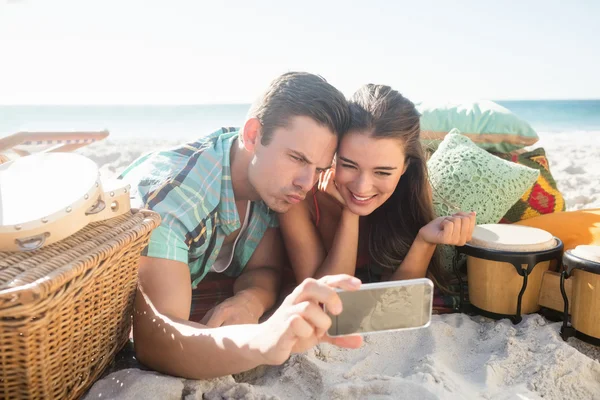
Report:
427,129,540,272
418,100,539,154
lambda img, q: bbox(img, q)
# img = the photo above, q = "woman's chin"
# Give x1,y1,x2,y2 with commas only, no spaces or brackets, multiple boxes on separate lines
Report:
346,201,377,217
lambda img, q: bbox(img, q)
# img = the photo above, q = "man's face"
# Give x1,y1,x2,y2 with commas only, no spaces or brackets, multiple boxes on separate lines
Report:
248,116,338,213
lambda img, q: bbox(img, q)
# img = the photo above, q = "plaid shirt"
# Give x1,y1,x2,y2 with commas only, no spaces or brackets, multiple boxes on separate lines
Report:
120,128,278,288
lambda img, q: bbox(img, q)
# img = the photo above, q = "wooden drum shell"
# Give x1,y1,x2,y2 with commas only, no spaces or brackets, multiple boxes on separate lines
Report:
571,269,600,339
562,247,600,341
468,257,553,315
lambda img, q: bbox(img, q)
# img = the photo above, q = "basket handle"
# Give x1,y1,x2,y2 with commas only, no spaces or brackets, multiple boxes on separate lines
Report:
15,232,50,251
85,197,106,216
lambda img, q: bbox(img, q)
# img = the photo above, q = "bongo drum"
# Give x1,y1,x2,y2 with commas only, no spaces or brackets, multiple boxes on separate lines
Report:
457,224,563,323
560,245,600,345
0,153,106,252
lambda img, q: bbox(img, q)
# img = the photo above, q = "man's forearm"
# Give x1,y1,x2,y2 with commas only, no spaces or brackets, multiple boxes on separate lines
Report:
233,266,281,316
133,287,266,380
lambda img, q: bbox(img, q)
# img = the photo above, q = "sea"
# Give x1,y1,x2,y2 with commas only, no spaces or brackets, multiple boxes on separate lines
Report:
0,100,599,141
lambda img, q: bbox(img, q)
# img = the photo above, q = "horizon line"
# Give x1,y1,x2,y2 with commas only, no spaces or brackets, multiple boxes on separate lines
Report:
1,97,600,107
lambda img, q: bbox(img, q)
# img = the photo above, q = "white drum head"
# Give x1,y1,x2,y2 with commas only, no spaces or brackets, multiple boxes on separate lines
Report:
469,224,556,252
0,153,99,226
572,245,600,264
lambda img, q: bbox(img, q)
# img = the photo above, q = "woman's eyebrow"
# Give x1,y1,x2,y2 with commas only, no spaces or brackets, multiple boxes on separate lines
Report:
338,156,397,170
338,156,357,166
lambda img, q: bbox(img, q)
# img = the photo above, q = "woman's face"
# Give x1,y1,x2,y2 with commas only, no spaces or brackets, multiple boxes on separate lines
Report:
335,131,408,216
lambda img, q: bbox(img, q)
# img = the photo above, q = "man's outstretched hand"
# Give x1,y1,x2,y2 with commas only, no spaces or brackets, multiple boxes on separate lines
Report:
251,274,364,366
201,290,263,327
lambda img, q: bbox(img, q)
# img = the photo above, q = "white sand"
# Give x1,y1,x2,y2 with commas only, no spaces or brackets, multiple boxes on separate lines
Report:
533,132,600,211
79,132,600,399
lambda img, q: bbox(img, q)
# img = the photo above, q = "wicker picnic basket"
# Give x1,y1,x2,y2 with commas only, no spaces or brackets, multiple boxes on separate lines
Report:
0,208,161,399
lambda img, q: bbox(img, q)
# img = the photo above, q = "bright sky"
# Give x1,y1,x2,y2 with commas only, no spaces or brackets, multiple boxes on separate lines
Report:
0,0,598,104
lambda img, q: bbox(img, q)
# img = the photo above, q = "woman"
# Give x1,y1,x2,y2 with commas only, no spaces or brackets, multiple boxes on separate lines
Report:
279,84,476,285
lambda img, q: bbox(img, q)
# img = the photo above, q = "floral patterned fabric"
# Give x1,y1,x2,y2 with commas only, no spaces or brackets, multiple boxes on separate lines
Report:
493,147,566,223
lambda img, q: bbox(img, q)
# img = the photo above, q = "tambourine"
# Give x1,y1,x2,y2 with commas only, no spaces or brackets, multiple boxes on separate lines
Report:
90,177,131,223
0,153,128,252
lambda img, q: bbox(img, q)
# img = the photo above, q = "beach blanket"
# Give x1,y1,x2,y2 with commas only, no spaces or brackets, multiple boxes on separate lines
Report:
189,268,462,323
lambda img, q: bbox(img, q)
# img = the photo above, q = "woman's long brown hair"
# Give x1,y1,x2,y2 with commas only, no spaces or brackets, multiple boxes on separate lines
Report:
348,84,446,286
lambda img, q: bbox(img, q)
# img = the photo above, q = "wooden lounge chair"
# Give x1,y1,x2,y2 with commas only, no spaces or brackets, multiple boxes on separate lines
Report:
0,130,109,164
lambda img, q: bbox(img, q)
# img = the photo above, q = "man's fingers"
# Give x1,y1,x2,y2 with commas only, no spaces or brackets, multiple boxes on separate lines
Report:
288,314,315,339
200,308,215,326
321,334,363,349
292,275,360,316
205,316,224,328
205,307,226,328
293,301,332,337
293,279,342,314
318,274,361,291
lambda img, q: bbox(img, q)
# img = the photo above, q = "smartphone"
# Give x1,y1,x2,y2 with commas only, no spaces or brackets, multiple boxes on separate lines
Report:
326,278,434,337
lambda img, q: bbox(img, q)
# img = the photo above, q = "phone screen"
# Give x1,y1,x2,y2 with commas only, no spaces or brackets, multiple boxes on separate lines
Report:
327,278,434,337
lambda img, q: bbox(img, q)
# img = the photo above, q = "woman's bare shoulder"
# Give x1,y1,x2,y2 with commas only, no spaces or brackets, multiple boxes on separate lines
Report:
314,190,343,218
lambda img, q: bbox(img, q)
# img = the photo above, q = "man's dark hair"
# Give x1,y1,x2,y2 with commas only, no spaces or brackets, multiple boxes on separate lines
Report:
247,72,350,145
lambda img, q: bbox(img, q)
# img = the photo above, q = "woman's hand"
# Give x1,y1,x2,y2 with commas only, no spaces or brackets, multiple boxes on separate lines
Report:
418,211,477,246
318,167,346,206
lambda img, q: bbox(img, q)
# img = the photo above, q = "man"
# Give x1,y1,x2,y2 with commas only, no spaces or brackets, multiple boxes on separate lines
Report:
120,72,362,380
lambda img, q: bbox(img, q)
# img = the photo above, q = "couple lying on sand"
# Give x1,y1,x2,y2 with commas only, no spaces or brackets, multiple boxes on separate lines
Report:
119,72,476,380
